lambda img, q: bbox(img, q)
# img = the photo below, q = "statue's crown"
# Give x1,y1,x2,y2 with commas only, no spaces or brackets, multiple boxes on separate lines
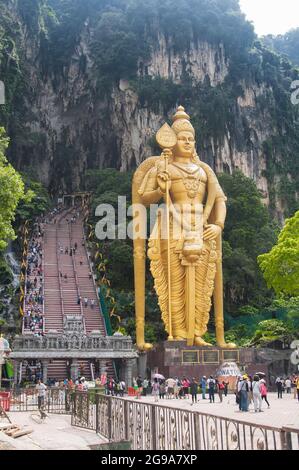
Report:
171,105,195,136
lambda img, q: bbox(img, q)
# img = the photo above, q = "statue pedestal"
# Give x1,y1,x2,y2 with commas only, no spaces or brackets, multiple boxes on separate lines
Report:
147,341,269,380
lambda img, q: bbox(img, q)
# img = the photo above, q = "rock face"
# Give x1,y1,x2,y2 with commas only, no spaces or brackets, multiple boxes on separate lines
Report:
140,34,228,86
1,1,298,219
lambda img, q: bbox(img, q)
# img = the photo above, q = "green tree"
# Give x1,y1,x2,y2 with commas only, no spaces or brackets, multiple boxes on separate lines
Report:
258,211,299,296
219,171,278,313
248,319,296,347
0,128,26,250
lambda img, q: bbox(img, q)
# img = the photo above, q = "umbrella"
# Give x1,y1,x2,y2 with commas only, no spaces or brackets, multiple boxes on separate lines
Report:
152,373,165,380
255,372,266,377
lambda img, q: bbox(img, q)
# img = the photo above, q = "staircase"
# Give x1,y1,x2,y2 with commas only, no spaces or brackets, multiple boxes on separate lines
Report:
41,207,115,381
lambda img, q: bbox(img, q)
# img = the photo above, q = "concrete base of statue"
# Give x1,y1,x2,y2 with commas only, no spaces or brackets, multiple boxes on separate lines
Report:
146,341,296,388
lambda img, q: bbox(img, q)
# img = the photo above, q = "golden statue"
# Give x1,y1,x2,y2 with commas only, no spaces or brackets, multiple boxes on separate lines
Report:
132,106,236,351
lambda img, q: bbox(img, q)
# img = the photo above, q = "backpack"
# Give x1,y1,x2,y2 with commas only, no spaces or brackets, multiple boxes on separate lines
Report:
209,380,215,391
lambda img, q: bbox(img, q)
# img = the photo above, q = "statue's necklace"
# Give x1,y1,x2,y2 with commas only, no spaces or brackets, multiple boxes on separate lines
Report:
172,163,202,199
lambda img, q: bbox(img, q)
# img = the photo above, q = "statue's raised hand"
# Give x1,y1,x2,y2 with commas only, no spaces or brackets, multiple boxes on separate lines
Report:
157,170,171,193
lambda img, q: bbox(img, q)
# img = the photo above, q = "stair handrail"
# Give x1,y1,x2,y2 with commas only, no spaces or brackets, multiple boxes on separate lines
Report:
41,225,45,335
68,215,86,334
80,218,108,336
56,209,73,322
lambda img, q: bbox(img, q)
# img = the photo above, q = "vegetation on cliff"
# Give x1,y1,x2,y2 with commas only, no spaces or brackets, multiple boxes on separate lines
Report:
0,127,26,250
263,28,299,67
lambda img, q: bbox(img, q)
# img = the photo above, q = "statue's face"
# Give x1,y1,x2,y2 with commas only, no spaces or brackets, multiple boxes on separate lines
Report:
175,131,195,158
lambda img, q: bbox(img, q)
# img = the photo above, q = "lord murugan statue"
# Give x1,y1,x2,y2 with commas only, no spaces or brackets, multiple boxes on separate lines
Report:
132,106,235,351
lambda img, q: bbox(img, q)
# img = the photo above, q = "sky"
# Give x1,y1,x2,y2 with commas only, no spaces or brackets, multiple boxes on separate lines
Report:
239,0,299,36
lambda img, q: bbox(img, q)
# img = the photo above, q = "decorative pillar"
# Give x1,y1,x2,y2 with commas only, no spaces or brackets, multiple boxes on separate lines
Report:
13,360,20,386
125,359,134,387
42,360,49,383
137,352,147,379
100,360,107,376
70,359,79,381
72,196,75,207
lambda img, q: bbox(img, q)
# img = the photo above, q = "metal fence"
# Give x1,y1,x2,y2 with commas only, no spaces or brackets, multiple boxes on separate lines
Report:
8,388,73,414
71,392,299,451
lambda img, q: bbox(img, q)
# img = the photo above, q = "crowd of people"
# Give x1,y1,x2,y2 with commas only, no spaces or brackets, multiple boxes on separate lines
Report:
23,224,45,335
129,375,229,404
25,372,299,415
22,206,65,335
275,376,299,399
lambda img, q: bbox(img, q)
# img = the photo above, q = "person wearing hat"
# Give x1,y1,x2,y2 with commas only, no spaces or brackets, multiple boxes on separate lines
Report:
78,377,88,391
260,379,270,408
252,375,263,412
238,375,249,412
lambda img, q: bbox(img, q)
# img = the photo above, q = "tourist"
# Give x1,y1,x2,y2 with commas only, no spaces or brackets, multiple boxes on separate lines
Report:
260,379,270,408
223,380,229,397
276,377,283,399
282,378,286,393
77,296,81,305
218,381,225,403
201,376,207,399
90,299,95,309
292,375,297,398
238,375,249,412
247,375,253,406
166,377,176,399
252,375,263,412
285,377,292,394
174,377,181,399
296,376,299,401
190,378,198,405
182,377,190,399
119,380,126,397
36,379,47,419
142,378,149,396
78,377,88,392
133,377,139,398
207,376,216,403
84,297,88,307
152,378,160,403
64,273,68,283
159,380,166,399
136,376,143,399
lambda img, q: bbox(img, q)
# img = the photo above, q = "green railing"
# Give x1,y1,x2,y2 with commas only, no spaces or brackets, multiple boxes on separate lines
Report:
98,287,113,336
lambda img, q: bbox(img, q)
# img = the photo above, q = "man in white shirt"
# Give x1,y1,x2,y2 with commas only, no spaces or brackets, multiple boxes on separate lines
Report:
285,378,291,394
166,377,176,399
36,380,47,419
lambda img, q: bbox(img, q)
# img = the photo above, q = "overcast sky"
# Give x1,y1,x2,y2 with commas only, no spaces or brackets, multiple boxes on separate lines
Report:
239,0,299,36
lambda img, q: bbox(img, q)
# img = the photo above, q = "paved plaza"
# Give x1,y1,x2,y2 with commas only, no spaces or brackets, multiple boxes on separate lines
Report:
124,392,299,431
0,412,106,450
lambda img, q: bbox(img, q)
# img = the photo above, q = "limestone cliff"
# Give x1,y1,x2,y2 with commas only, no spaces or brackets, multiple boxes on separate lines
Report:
0,0,298,219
